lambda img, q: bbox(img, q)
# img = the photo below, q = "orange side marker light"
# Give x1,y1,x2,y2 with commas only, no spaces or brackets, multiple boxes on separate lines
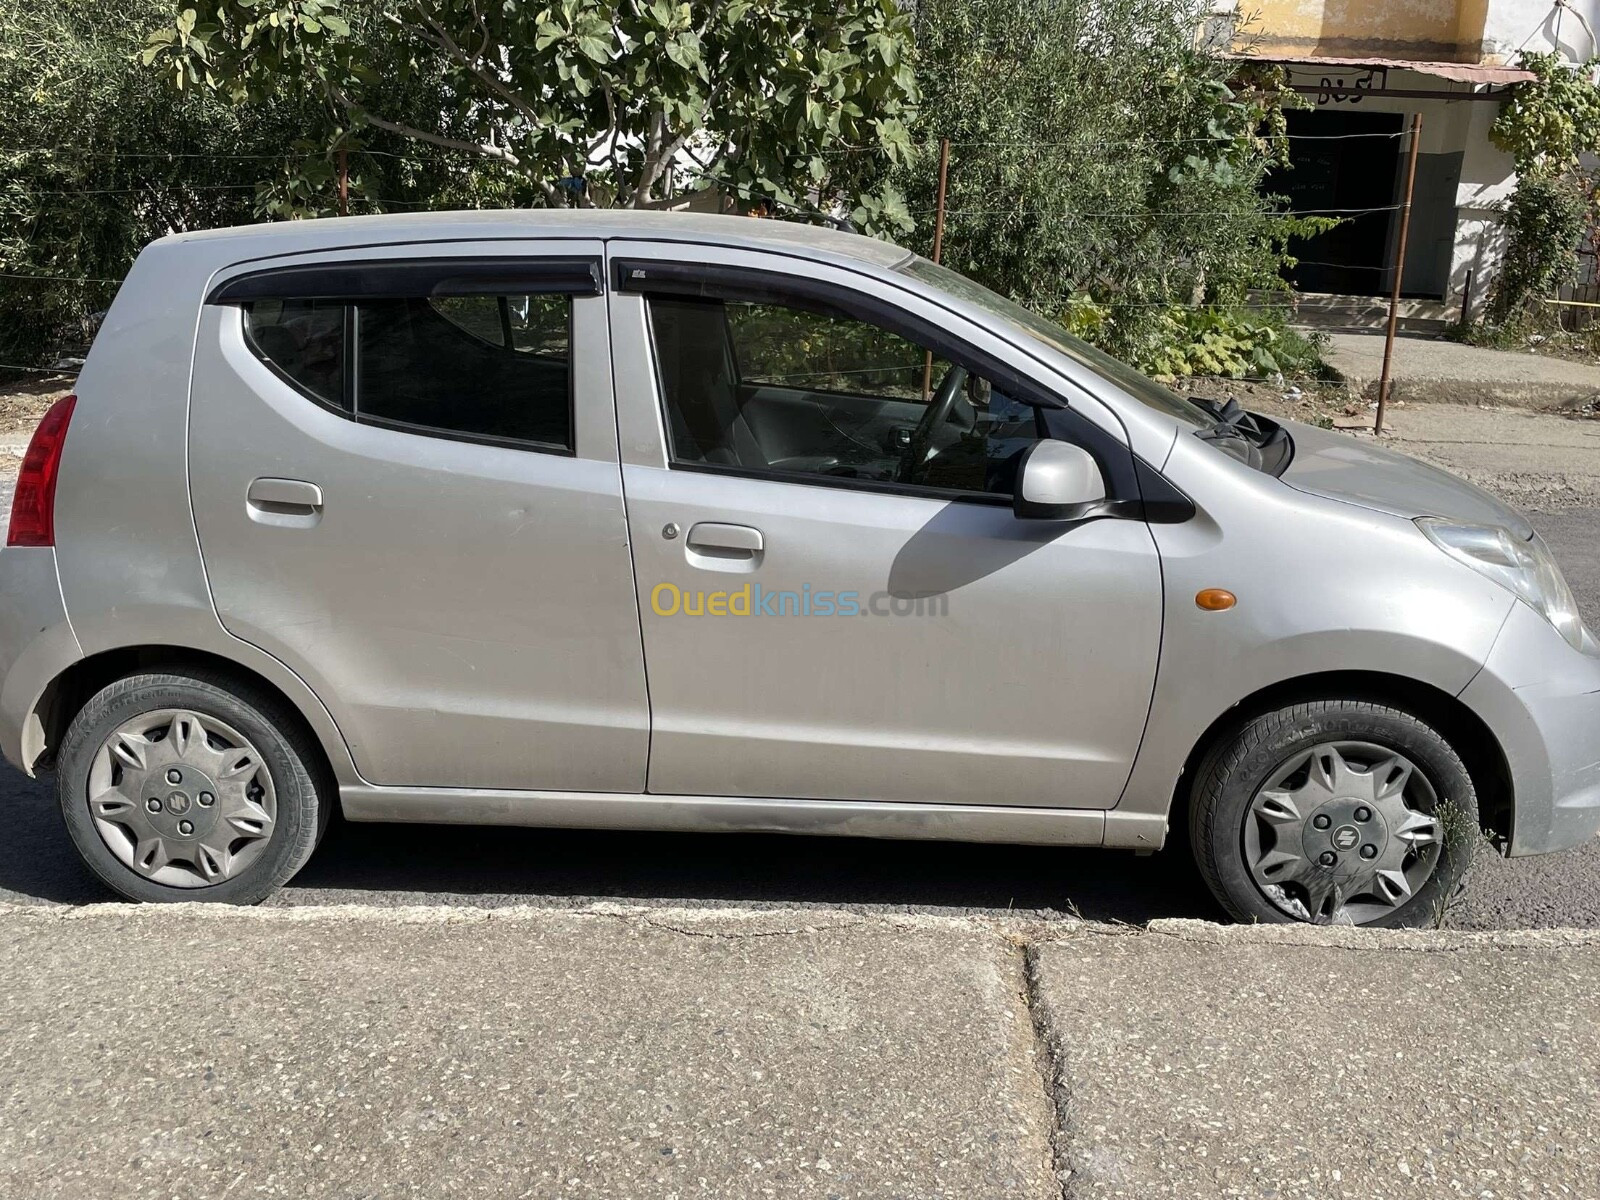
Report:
1195,588,1236,612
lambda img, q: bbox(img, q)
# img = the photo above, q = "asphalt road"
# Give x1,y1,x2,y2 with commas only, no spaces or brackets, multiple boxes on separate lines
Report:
1,507,1598,929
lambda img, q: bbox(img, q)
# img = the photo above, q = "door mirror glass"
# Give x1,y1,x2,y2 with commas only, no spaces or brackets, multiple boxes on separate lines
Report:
1014,440,1106,520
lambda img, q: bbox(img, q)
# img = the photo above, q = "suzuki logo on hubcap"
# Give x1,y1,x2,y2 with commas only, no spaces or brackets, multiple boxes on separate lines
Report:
166,791,192,815
1332,825,1360,851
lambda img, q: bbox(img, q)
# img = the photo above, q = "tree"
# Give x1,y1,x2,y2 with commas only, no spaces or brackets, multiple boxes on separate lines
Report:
1,0,492,369
0,0,325,367
896,0,1321,378
144,0,920,233
1484,51,1599,325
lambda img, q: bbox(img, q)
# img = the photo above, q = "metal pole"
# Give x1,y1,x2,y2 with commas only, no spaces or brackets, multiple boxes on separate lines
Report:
1376,113,1421,436
338,147,349,218
1460,267,1474,327
921,138,951,402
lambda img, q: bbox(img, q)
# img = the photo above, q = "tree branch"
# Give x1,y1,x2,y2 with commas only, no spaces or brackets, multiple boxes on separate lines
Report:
324,81,561,205
404,4,542,129
597,79,630,199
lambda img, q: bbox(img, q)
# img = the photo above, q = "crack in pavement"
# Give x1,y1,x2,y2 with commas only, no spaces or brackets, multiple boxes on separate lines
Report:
6,903,1600,1200
1015,937,1076,1200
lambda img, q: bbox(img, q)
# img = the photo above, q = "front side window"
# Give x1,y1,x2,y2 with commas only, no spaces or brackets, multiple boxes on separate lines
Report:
646,294,1046,500
357,292,572,448
899,255,1213,430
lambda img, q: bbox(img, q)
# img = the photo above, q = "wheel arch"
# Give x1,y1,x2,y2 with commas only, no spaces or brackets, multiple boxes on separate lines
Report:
31,646,348,807
1170,669,1515,850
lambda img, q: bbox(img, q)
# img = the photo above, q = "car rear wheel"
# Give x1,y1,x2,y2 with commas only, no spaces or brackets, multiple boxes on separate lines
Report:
1189,700,1479,927
57,671,325,904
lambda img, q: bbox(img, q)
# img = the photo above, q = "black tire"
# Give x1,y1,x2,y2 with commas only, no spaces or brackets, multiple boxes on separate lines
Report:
1189,699,1478,928
57,670,326,904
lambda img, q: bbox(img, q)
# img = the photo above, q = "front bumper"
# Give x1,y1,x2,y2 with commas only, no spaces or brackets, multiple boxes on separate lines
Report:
1461,601,1600,856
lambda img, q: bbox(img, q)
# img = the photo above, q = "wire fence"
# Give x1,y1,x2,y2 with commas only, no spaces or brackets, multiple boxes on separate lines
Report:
0,360,1340,393
0,123,1445,389
0,363,77,375
0,129,1410,161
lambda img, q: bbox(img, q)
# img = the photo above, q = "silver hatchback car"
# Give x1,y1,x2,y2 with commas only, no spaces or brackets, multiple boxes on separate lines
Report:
2,211,1597,924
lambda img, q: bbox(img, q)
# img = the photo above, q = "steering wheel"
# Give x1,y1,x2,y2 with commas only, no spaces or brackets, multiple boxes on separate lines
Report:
901,363,968,482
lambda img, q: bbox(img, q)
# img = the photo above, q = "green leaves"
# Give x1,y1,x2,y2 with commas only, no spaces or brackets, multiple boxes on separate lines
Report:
899,0,1311,373
1483,52,1600,324
2,0,402,370
139,0,918,233
1492,51,1600,177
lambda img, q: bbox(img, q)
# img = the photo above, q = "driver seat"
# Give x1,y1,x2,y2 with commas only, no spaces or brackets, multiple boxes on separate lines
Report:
650,297,767,469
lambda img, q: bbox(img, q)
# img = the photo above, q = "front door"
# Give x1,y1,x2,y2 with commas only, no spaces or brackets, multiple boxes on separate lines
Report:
608,246,1163,810
189,242,649,791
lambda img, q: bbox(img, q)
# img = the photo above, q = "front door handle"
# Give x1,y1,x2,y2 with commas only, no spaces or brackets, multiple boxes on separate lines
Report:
247,477,323,527
683,522,763,573
686,522,763,554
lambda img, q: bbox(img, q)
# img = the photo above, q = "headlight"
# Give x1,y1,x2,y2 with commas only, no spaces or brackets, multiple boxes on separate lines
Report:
1417,518,1586,651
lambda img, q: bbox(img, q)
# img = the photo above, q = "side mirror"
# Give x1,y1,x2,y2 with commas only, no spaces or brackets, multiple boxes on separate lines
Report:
1013,440,1107,521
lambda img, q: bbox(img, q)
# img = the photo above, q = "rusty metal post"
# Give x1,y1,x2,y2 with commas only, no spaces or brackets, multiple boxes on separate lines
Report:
1376,113,1421,435
1459,267,1474,327
338,147,349,218
921,138,951,402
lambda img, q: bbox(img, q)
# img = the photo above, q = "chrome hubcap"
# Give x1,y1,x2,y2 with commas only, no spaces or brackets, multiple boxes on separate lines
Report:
86,709,276,888
1244,741,1443,924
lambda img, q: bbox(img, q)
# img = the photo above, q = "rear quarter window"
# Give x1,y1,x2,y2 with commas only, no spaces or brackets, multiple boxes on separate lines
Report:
243,299,345,409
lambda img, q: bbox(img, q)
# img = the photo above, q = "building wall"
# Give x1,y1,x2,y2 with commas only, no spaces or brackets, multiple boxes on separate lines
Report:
1481,0,1600,62
1220,0,1600,314
1277,82,1504,310
1238,0,1492,63
1231,0,1600,64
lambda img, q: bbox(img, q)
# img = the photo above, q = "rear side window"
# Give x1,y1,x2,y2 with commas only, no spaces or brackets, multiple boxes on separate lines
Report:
244,299,345,409
236,286,575,451
357,294,572,447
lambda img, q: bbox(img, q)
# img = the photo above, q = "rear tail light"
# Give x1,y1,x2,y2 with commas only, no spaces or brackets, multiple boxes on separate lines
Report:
6,393,77,547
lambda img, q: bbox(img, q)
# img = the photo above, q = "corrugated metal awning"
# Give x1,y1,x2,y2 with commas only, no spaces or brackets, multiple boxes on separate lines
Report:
1234,54,1535,85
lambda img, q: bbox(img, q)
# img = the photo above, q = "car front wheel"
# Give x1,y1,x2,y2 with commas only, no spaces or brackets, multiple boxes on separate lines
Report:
1189,700,1479,927
57,670,325,904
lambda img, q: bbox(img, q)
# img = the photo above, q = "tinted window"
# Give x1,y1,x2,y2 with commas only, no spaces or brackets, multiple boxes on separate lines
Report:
647,294,1044,499
244,299,345,409
356,294,571,448
900,256,1212,429
727,302,939,399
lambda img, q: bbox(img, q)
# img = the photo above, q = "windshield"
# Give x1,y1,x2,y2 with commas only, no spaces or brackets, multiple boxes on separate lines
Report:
899,256,1211,429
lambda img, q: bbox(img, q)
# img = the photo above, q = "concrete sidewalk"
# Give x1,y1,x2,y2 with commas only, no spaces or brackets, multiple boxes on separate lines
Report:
1036,920,1600,1198
1367,401,1600,512
2,905,1596,1199
1320,331,1600,409
0,904,1056,1199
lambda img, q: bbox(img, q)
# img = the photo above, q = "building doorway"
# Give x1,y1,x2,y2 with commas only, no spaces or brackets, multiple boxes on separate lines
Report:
1269,109,1402,296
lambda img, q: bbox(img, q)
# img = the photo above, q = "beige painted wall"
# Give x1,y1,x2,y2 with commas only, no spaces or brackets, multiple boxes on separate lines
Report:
1235,0,1491,63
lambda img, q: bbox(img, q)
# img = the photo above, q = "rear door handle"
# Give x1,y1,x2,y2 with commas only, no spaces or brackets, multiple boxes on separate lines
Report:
247,477,323,527
686,522,763,553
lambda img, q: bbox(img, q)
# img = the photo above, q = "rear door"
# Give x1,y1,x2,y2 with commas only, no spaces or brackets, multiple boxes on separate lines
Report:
188,242,649,791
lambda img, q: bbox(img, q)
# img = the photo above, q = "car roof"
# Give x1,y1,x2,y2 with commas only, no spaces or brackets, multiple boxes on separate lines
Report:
159,208,915,271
